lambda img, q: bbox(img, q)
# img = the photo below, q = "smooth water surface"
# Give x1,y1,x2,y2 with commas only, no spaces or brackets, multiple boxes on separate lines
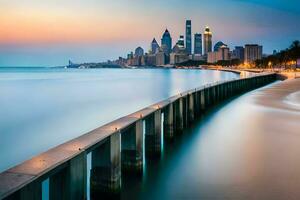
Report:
0,68,238,172
121,82,300,200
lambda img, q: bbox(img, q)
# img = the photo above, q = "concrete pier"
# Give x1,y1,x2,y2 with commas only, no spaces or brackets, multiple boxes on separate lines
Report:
121,120,143,173
163,103,174,140
3,179,42,200
145,110,162,157
0,73,277,200
188,93,195,124
200,89,206,111
174,98,184,133
49,152,87,200
90,132,121,198
194,90,201,118
182,96,188,128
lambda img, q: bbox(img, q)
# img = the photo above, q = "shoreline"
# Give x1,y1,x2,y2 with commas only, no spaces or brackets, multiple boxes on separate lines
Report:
204,66,300,80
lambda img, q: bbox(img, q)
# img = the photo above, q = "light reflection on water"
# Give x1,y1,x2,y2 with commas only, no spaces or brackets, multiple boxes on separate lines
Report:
0,68,238,172
284,91,300,109
120,83,300,200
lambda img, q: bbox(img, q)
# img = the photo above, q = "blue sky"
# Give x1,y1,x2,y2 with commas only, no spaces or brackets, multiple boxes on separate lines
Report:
0,0,299,66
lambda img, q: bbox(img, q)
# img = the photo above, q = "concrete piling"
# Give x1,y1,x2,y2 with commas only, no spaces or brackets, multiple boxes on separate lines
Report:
90,132,121,198
200,89,206,111
194,91,201,117
175,98,184,133
5,180,42,200
121,120,143,173
145,110,162,157
164,103,174,140
188,93,195,124
49,153,87,200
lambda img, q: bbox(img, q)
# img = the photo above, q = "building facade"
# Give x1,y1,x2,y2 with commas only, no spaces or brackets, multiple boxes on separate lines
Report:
194,33,202,55
146,54,156,66
207,45,229,63
207,52,217,63
135,47,144,57
244,44,263,63
176,35,185,48
161,29,172,54
214,41,225,52
151,38,159,54
156,51,166,66
185,20,192,55
204,26,212,55
232,46,245,61
170,44,189,65
218,45,230,61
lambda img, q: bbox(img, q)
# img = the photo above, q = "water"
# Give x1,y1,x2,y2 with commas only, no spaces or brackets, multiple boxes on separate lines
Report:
0,67,238,172
120,82,300,200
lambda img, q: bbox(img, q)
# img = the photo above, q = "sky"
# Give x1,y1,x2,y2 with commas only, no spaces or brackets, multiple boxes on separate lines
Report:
0,0,300,66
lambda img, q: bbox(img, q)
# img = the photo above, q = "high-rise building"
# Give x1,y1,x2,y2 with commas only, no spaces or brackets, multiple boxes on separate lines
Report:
194,33,202,55
156,51,166,66
204,26,212,55
185,20,192,55
135,47,144,57
232,46,244,61
214,41,225,52
161,29,172,54
244,44,263,63
218,45,230,61
207,45,229,63
176,35,185,48
151,38,159,54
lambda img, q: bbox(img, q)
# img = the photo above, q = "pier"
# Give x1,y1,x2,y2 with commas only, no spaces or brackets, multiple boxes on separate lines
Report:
0,73,277,200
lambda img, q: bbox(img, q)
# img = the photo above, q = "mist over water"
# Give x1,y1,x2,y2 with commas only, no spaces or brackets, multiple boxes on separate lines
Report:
0,68,238,172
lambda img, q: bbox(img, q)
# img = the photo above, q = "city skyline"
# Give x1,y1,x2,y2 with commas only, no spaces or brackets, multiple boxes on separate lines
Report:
0,0,300,66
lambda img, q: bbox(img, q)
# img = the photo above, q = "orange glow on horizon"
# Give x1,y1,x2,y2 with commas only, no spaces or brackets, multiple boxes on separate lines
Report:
0,8,157,45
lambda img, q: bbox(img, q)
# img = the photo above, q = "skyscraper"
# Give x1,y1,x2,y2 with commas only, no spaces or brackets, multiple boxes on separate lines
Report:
185,20,192,55
204,26,212,55
151,38,159,54
161,29,172,54
176,35,185,48
244,44,263,63
194,33,202,55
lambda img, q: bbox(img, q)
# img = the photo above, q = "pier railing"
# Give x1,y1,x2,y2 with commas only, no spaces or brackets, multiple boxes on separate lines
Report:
0,72,277,200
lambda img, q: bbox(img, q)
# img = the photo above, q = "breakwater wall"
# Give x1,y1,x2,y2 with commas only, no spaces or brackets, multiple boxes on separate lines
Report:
0,73,277,200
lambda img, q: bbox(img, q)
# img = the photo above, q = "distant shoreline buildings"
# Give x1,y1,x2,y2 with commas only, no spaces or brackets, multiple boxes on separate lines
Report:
114,20,263,67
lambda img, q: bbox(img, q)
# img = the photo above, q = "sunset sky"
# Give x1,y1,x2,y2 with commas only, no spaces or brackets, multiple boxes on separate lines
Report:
0,0,300,66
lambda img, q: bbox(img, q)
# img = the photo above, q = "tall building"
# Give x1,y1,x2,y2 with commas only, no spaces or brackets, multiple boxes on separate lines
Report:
161,29,172,54
232,46,244,61
185,20,192,55
156,51,166,66
214,41,225,52
207,45,229,63
151,38,159,54
176,35,185,48
203,26,212,55
218,45,230,61
244,44,263,63
194,33,202,55
170,45,189,65
135,47,144,57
